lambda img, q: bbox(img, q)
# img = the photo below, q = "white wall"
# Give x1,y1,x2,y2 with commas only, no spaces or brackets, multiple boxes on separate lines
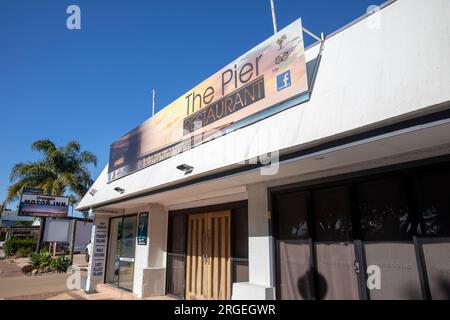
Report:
142,205,168,297
132,210,150,297
232,184,276,300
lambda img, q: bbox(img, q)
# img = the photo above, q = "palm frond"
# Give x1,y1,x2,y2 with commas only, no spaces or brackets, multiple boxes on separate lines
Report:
7,139,97,202
31,140,56,156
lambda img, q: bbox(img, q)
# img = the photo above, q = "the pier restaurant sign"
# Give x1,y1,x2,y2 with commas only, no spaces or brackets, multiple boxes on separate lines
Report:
19,193,69,218
108,18,308,181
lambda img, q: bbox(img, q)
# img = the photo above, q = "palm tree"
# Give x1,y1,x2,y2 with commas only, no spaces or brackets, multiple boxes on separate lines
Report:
5,139,97,205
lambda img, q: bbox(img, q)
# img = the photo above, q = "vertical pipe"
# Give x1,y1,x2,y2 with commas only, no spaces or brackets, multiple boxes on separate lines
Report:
152,89,156,116
35,217,46,253
270,0,278,34
69,219,77,264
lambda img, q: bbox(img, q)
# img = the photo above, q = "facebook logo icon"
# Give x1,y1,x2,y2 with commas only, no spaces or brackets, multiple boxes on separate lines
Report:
276,70,291,91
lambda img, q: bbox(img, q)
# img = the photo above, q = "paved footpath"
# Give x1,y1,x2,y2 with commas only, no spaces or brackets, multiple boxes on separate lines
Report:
0,253,93,300
0,259,23,278
0,272,72,299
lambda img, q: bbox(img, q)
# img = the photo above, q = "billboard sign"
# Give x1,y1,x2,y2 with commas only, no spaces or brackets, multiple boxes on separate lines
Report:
108,18,308,181
43,219,71,243
18,193,69,218
22,187,44,195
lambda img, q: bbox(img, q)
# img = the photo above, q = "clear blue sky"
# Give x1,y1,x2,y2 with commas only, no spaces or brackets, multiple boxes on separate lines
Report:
0,0,385,206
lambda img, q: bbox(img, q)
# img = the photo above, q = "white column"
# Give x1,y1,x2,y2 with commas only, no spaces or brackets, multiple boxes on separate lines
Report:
132,212,150,297
140,204,168,297
85,214,109,293
232,183,276,300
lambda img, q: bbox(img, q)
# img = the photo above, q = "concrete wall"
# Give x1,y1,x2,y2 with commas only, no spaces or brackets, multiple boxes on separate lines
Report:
138,204,168,298
232,184,275,299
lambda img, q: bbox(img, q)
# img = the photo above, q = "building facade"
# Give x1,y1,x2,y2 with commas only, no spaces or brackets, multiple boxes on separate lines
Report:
77,0,450,300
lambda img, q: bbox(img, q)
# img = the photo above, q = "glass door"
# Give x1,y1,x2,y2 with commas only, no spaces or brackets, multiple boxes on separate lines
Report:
357,178,422,300
413,169,450,300
106,215,137,291
106,217,121,286
274,188,362,300
118,215,137,291
274,191,314,300
312,187,359,300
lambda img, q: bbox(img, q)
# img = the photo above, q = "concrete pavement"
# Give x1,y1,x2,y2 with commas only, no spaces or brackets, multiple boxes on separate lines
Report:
0,259,23,278
0,272,72,299
0,253,171,300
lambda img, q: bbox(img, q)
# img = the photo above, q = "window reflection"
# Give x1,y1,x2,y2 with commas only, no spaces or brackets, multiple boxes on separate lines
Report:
276,191,309,240
414,170,450,238
313,187,352,242
357,178,413,241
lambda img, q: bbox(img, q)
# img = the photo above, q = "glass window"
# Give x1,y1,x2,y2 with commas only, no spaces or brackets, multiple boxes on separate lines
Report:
312,187,352,242
414,169,450,237
168,214,187,254
231,206,248,259
275,191,309,240
356,178,413,241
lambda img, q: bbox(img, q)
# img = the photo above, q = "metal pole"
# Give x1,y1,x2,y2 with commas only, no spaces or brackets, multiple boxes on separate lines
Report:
35,217,46,253
270,0,277,34
69,218,77,264
152,89,156,116
302,27,323,42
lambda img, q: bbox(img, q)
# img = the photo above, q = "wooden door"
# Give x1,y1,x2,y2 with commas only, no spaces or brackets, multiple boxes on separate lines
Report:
185,211,230,300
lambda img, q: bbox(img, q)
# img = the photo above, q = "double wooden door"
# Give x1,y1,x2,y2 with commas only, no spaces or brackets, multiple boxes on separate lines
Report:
185,211,231,300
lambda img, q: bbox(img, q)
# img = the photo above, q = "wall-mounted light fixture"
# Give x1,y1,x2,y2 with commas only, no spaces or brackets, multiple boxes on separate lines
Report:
89,188,98,196
177,164,194,175
114,187,126,194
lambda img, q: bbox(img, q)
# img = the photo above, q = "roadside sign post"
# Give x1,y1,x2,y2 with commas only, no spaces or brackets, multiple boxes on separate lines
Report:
69,212,77,264
18,190,69,254
35,217,46,253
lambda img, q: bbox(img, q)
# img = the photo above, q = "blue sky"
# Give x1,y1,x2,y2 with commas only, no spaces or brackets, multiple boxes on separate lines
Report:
0,0,385,207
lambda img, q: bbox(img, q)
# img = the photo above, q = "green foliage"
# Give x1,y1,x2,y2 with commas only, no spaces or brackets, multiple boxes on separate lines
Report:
15,247,33,257
38,250,52,269
30,249,52,269
5,139,97,203
3,238,36,257
29,252,40,268
13,221,33,227
50,256,72,273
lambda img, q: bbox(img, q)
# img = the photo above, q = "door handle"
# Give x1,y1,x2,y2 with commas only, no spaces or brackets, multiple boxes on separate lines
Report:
353,261,360,274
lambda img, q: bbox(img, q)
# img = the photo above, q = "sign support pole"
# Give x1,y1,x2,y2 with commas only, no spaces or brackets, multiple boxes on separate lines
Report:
270,0,277,34
35,217,46,253
68,205,76,263
152,89,156,116
69,218,77,264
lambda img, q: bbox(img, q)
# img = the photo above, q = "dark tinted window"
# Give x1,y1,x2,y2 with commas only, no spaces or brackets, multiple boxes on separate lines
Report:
414,169,450,237
275,191,309,240
231,206,248,259
312,187,352,242
168,214,187,254
357,178,413,241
